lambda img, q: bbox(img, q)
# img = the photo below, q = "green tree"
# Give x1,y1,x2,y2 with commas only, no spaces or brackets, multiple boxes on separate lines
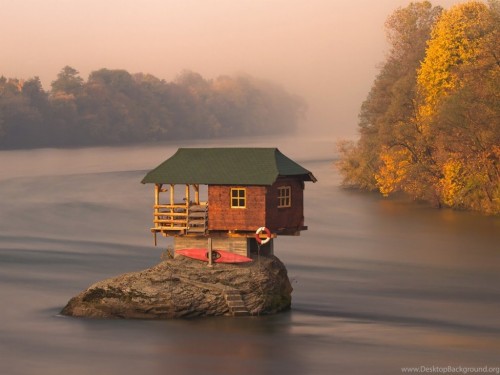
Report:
0,77,49,148
1,67,304,149
51,66,84,96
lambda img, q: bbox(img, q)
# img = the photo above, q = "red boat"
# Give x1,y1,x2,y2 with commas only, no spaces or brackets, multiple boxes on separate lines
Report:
176,248,252,263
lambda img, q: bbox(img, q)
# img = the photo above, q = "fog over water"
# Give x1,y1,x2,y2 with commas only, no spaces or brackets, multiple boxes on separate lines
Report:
1,0,460,138
1,137,499,374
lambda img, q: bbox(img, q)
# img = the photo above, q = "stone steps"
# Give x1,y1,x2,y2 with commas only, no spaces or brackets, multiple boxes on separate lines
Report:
224,289,249,317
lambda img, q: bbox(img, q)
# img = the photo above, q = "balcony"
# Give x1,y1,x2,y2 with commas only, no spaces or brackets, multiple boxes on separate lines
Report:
152,202,208,236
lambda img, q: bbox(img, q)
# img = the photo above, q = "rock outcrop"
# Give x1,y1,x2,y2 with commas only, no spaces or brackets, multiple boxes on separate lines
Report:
61,255,292,319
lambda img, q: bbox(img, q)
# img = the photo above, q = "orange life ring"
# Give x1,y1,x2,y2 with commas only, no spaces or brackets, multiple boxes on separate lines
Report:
255,227,271,245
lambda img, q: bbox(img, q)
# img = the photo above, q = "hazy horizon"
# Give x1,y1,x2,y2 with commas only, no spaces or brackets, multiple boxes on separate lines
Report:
1,0,460,139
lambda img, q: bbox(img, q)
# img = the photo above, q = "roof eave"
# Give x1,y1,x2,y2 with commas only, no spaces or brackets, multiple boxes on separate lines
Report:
308,173,318,183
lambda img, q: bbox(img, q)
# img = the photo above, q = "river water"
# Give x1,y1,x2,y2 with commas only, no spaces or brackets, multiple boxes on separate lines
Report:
1,137,499,375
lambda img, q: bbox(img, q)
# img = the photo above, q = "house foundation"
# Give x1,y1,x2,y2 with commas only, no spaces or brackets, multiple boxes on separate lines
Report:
174,236,274,258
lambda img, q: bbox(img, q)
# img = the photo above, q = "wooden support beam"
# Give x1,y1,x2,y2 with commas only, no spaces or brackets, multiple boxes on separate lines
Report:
207,237,213,267
170,184,174,206
194,184,200,205
151,226,187,232
185,184,190,206
154,184,160,224
154,184,160,205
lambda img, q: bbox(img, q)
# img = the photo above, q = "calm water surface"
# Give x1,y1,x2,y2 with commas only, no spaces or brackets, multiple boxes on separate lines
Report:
1,137,499,375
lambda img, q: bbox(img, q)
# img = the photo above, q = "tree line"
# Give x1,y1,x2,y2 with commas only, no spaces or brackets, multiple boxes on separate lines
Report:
337,0,499,215
0,68,305,149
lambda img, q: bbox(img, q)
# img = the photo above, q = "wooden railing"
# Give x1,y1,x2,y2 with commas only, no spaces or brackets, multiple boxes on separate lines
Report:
152,203,208,234
187,204,209,234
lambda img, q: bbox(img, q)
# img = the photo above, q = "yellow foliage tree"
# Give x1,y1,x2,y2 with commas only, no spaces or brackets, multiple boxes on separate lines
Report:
338,1,499,215
415,0,499,214
417,1,491,120
439,159,465,206
375,147,412,196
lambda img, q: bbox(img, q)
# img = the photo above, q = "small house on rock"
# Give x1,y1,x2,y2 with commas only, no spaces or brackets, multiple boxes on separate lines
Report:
141,148,316,257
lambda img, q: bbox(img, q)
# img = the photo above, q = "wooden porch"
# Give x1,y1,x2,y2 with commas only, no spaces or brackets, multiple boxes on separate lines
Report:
151,183,208,237
153,203,208,235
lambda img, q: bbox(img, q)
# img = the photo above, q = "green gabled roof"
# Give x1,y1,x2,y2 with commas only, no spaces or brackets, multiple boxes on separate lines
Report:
141,148,317,185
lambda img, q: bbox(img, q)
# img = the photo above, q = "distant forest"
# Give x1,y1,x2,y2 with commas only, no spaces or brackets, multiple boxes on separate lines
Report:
0,67,305,149
337,1,499,215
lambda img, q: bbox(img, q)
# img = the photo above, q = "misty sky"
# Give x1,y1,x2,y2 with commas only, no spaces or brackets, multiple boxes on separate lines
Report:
2,0,460,138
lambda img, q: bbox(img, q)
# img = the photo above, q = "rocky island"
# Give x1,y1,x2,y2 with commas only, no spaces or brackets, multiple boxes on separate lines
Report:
61,255,292,319
62,148,316,320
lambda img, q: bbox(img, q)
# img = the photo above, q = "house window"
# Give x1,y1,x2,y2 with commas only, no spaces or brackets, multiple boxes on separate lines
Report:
278,186,291,208
230,188,246,208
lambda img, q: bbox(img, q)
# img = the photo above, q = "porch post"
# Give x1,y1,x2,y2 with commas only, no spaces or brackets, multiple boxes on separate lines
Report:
154,184,160,228
170,184,174,205
194,184,200,205
185,184,190,206
154,184,160,206
207,237,213,267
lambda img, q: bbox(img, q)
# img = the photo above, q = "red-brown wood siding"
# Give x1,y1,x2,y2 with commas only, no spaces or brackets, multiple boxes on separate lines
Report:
265,177,304,231
208,185,266,231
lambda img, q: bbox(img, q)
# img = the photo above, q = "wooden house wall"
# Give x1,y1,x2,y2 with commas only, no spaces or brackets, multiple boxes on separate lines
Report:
265,177,304,231
208,185,266,231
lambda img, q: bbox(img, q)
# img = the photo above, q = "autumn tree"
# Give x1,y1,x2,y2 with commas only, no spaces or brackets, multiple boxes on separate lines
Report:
337,1,442,194
338,0,499,215
416,0,500,213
